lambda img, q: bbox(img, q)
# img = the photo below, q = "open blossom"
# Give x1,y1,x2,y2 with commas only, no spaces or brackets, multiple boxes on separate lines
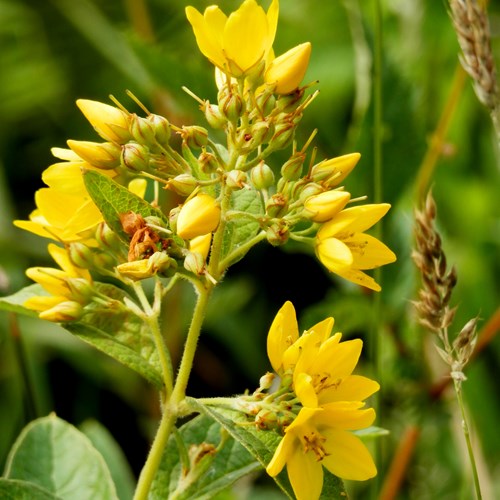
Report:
186,0,279,77
265,301,379,500
315,204,396,291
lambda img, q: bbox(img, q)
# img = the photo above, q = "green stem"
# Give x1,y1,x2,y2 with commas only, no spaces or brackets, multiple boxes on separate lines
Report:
453,379,483,500
171,283,213,405
133,408,177,500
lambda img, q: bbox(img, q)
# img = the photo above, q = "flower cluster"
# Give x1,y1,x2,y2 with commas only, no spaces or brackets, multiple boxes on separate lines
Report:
260,302,378,500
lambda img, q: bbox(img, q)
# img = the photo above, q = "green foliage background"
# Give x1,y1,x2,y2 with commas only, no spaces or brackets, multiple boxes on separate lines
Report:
0,0,499,498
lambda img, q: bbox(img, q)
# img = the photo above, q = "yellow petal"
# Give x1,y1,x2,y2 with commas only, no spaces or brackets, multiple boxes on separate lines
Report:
224,0,268,72
316,237,353,270
51,147,82,161
266,432,295,477
317,404,375,431
39,300,83,322
319,375,380,404
42,163,87,195
321,429,377,480
26,267,69,296
287,444,323,500
189,233,212,261
312,153,361,187
303,189,350,223
294,372,318,408
265,0,279,51
24,295,66,312
128,178,148,198
330,267,382,292
265,42,311,94
177,193,221,240
267,301,299,372
316,338,363,380
346,233,397,269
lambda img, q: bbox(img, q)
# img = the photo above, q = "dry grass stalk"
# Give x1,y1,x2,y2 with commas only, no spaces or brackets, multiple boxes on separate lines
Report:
449,0,499,110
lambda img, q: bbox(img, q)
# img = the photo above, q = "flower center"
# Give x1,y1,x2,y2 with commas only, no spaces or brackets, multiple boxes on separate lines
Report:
302,430,328,461
312,372,342,394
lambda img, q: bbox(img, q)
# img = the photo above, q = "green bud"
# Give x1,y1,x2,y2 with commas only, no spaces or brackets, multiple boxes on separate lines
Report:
276,88,305,113
219,89,244,122
148,114,171,145
266,193,288,218
266,222,289,246
180,126,209,148
270,121,295,150
226,170,247,190
67,277,94,302
255,409,279,431
168,206,180,233
255,88,276,116
295,182,324,202
93,251,116,270
96,223,123,252
204,103,226,129
281,152,305,181
250,162,275,190
183,251,205,275
249,120,274,146
121,142,150,172
168,173,198,196
39,300,83,322
68,242,94,269
129,114,156,146
198,151,219,174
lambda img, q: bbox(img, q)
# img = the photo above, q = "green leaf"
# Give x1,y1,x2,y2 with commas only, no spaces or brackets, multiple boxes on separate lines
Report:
0,284,47,317
221,189,264,262
150,414,260,500
193,402,347,500
3,414,118,500
0,479,57,500
65,282,163,388
354,426,389,440
82,169,167,242
80,420,136,500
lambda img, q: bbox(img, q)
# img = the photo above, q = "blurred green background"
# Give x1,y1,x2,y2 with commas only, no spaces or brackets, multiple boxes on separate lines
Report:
0,0,499,498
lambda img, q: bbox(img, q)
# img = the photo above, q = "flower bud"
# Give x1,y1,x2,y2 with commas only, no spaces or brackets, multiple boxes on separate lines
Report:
255,88,276,116
303,190,351,222
68,242,95,269
266,193,288,218
266,222,289,246
198,151,219,174
255,409,279,431
204,103,226,129
93,251,116,270
249,121,274,146
311,153,361,187
121,142,150,172
250,162,275,190
168,206,180,233
269,121,295,150
148,114,171,145
39,300,84,322
180,126,209,149
294,181,324,201
177,193,221,240
219,88,244,122
168,174,198,196
129,114,157,146
276,89,305,114
67,140,121,170
281,152,305,181
226,170,247,190
258,372,276,391
265,42,312,95
67,277,94,302
183,251,206,275
76,99,130,143
95,223,123,252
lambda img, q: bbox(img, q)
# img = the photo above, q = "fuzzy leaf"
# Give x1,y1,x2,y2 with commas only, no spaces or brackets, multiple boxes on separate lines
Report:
83,169,167,241
150,414,260,499
3,415,118,500
65,282,163,388
0,479,57,500
192,402,348,500
221,189,263,263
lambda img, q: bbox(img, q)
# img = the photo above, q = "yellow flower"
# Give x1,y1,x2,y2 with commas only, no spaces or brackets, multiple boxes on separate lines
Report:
266,301,333,374
266,403,377,500
177,193,221,240
264,42,311,94
315,204,396,291
311,153,361,188
303,190,351,223
186,0,279,77
189,233,212,261
76,99,131,143
24,243,92,321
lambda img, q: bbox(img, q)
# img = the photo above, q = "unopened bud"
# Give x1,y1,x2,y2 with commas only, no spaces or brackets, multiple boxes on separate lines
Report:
184,251,206,275
39,300,83,322
177,193,221,240
189,233,212,261
204,103,226,129
255,409,279,430
255,88,276,116
281,152,305,181
266,222,289,246
303,190,351,222
67,277,94,302
148,114,171,145
180,126,208,148
311,153,361,187
259,372,276,391
67,140,121,170
249,121,274,146
270,121,295,150
121,142,150,172
250,162,275,190
168,174,198,196
198,151,219,174
276,88,305,113
130,114,157,146
68,242,95,269
266,193,288,218
219,88,244,122
226,170,247,190
295,182,324,202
